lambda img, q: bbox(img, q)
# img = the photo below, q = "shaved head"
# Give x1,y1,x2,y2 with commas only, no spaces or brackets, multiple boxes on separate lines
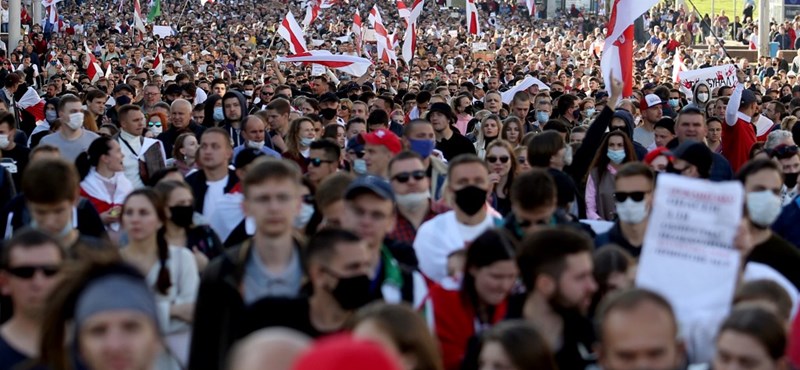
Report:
227,328,311,370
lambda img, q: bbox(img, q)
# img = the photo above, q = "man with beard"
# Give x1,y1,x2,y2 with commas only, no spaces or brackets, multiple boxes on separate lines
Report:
511,227,598,370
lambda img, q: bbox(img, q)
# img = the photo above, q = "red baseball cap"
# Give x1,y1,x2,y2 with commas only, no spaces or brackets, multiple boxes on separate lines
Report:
291,335,402,370
361,129,402,154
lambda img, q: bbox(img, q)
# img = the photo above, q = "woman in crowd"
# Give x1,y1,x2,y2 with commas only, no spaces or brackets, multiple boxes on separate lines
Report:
501,116,522,147
579,98,596,124
323,124,346,149
39,261,164,370
284,116,317,173
352,303,444,370
428,229,518,370
514,146,530,174
713,307,787,370
169,133,199,176
146,112,168,138
202,95,224,128
298,97,319,115
154,180,223,272
338,98,353,122
76,136,133,241
693,82,712,110
485,140,516,217
474,114,502,159
29,97,59,147
453,94,474,135
477,320,558,370
644,147,671,173
120,188,200,370
707,117,723,153
585,131,637,220
589,245,635,315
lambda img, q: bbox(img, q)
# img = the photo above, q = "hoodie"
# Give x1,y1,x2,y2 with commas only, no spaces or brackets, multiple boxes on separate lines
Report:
202,94,223,128
220,91,249,148
610,110,648,160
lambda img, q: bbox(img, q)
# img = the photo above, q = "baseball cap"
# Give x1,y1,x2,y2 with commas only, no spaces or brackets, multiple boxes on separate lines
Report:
361,129,402,154
291,335,402,370
643,82,657,91
346,136,365,153
113,83,135,94
344,175,395,203
640,94,662,110
234,148,266,169
741,88,757,105
669,140,713,178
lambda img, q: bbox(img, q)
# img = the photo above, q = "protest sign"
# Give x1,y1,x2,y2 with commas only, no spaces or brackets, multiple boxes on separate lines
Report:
501,75,550,104
152,25,176,38
472,42,488,51
473,50,495,62
676,64,737,100
311,64,326,76
636,174,743,324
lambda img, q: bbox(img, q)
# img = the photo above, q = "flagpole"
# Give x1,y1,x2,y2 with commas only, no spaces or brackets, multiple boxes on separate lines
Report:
176,0,191,26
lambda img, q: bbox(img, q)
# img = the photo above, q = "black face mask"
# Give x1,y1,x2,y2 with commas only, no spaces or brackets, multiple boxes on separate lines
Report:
330,273,373,310
786,172,799,188
320,108,337,120
169,205,194,228
454,186,488,216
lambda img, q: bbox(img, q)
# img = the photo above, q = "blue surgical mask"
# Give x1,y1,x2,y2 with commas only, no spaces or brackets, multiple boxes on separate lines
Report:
536,111,549,124
300,137,314,146
584,108,596,117
408,138,435,158
46,110,58,123
607,149,626,164
353,159,367,174
213,106,224,121
669,98,680,108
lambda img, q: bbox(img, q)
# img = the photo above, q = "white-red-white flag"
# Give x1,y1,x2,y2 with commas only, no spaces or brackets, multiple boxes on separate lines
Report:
277,51,372,77
84,41,104,83
466,0,479,35
42,0,61,24
368,5,382,27
672,52,687,83
18,87,45,122
302,4,320,28
279,11,308,55
397,0,410,25
401,0,424,63
525,0,535,17
153,48,164,76
370,6,397,64
353,12,363,55
200,0,214,4
601,0,658,96
133,0,146,33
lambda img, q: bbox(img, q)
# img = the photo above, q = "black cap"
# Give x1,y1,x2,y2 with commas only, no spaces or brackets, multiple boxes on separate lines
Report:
345,175,395,203
426,102,456,123
234,148,266,169
319,92,340,104
113,83,134,94
741,88,757,105
165,84,183,95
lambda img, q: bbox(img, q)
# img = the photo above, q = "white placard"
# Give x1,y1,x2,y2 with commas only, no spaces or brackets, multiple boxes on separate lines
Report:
501,75,550,104
311,64,326,76
152,25,176,38
636,174,743,324
472,42,488,51
676,64,737,100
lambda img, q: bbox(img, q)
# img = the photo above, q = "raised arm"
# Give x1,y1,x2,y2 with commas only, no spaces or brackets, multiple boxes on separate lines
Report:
725,69,747,126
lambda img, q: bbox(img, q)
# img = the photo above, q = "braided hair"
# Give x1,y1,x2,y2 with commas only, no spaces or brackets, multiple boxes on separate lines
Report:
121,188,172,295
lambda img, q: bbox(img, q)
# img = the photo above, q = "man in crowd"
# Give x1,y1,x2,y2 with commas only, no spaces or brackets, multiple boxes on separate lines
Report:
116,105,166,189
233,115,280,160
362,128,402,178
265,98,291,153
221,90,249,148
185,128,238,217
428,103,474,160
670,106,734,181
307,139,340,187
402,119,448,200
633,94,663,148
723,70,759,172
595,163,654,258
387,151,449,245
40,94,99,162
158,99,206,157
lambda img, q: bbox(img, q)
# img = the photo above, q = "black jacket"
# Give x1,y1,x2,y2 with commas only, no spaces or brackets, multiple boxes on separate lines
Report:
157,121,206,159
184,169,239,214
0,194,107,240
220,91,249,148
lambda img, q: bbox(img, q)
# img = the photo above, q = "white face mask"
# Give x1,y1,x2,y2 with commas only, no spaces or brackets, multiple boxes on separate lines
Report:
563,145,573,166
746,190,782,227
0,134,10,150
294,203,315,228
247,140,265,150
615,198,649,224
697,93,709,103
151,126,163,135
66,112,84,130
395,190,431,210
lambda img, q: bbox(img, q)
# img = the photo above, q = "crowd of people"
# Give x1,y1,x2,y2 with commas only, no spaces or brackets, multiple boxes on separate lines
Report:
2,0,800,369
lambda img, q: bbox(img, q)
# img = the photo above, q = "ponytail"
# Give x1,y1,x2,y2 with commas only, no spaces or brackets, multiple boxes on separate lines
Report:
76,136,114,181
155,227,172,295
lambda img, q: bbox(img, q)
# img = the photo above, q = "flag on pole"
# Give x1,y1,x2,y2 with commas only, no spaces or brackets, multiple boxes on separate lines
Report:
396,0,410,25
147,0,161,22
153,47,164,75
277,51,372,77
279,11,308,55
525,0,535,17
368,5,382,27
133,0,146,33
671,52,687,83
466,0,480,35
370,6,397,64
42,0,61,25
401,0,424,63
353,12,363,56
84,41,104,83
600,0,658,96
200,0,214,4
302,4,320,28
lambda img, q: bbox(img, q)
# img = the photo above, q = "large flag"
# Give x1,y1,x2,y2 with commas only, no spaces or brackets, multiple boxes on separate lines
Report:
153,47,164,75
276,51,372,77
84,41,104,83
133,0,146,33
370,6,397,64
600,0,658,96
42,0,61,25
302,4,320,28
525,0,535,17
147,0,161,22
396,0,410,25
671,52,687,83
401,0,424,63
352,12,363,56
18,87,45,123
279,11,308,55
466,0,479,35
368,5,382,26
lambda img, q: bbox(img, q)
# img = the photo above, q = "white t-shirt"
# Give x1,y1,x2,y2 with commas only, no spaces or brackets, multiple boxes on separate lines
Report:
414,210,498,284
203,175,229,217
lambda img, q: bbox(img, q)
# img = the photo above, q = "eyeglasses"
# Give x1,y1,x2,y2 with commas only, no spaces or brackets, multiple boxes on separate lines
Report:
97,85,108,90
486,156,510,164
392,170,426,183
309,158,334,167
614,191,647,202
6,265,60,279
148,121,162,127
262,91,274,95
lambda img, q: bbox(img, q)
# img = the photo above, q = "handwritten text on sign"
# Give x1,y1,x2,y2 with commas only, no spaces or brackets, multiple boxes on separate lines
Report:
677,64,737,99
636,174,743,323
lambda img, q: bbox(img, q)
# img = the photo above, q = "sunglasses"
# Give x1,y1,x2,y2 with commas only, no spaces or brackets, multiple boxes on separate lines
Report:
486,156,510,164
6,265,60,279
771,145,799,158
148,121,162,127
309,158,334,167
392,170,426,183
262,91,274,95
614,191,647,202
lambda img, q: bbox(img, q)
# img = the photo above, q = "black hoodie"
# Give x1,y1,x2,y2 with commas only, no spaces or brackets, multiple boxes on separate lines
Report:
220,91,249,148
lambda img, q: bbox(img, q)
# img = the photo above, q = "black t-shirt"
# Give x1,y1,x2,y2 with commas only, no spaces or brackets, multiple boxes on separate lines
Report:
239,298,338,340
0,333,29,370
747,233,800,291
436,130,476,161
2,145,30,191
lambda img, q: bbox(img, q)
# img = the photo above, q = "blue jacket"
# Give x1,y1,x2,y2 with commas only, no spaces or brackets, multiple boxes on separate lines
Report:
773,195,800,247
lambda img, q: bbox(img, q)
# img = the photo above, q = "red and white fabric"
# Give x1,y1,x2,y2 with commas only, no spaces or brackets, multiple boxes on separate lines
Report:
600,0,658,96
42,0,61,24
352,12,363,55
401,0,424,63
397,0,410,25
525,0,535,16
302,4,320,28
279,11,309,55
277,50,372,77
370,6,397,64
133,0,146,33
84,41,104,83
153,47,164,75
466,0,480,35
18,87,45,123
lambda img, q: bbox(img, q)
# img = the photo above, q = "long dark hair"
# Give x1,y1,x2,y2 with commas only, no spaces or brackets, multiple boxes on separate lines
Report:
481,320,558,370
121,189,172,295
461,229,517,321
585,130,636,184
153,180,195,230
75,136,114,181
